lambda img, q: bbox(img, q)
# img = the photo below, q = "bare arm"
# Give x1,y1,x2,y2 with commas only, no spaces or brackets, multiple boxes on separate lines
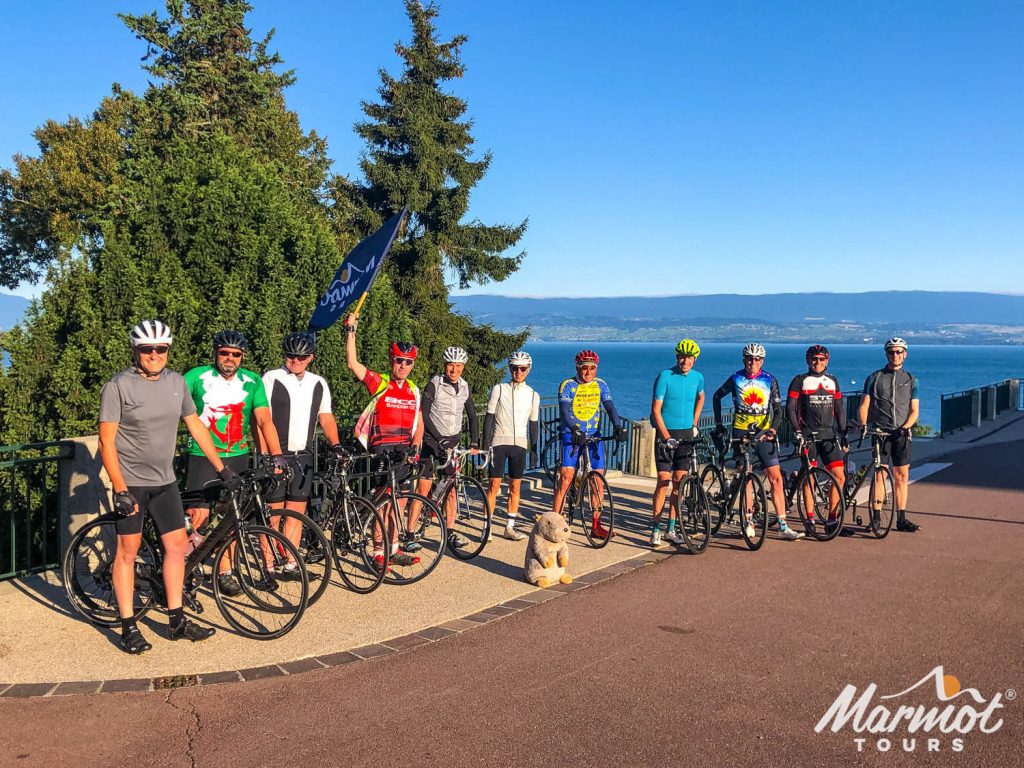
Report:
412,414,424,451
98,422,129,494
903,399,919,430
344,313,367,382
253,406,283,455
651,399,670,441
319,412,341,446
693,392,705,433
857,394,871,426
183,413,226,472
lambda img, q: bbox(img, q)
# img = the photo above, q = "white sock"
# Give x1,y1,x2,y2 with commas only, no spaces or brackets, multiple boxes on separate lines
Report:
506,514,517,529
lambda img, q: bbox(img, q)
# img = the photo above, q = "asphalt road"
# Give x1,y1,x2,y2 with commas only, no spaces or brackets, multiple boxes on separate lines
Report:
4,439,1022,768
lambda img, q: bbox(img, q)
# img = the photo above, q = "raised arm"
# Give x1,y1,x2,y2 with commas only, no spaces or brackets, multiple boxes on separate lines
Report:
344,313,367,382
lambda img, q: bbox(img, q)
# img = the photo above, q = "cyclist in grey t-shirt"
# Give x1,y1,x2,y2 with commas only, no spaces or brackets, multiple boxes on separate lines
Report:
98,320,231,654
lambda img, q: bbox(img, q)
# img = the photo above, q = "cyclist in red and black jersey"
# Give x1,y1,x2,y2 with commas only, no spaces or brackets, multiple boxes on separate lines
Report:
344,313,423,568
786,344,848,534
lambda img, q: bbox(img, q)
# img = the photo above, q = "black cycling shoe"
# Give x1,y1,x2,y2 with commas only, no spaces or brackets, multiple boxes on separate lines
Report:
839,526,856,537
217,573,243,597
120,627,152,655
896,518,921,533
169,618,216,643
274,565,302,582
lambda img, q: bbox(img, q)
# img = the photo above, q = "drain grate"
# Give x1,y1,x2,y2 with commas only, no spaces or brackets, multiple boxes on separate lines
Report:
152,674,198,690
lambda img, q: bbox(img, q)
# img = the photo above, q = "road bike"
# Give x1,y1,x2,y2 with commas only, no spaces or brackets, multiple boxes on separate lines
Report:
700,426,771,551
784,430,847,542
555,433,617,548
662,435,712,554
429,446,493,560
838,427,897,538
63,465,309,640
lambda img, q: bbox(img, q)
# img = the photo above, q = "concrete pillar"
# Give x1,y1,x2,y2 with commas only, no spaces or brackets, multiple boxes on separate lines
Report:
971,390,982,428
636,423,658,478
985,386,998,421
1012,379,1021,411
58,435,111,559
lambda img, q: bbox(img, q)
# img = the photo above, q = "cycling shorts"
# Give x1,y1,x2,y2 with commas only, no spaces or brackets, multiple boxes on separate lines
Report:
561,434,606,472
490,445,527,480
655,429,695,474
732,432,780,470
369,443,414,489
879,431,911,468
420,435,460,477
116,482,186,536
807,438,845,471
265,453,314,503
184,454,251,509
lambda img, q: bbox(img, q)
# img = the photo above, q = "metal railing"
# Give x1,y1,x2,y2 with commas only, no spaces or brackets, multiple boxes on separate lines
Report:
941,378,1020,436
0,441,73,580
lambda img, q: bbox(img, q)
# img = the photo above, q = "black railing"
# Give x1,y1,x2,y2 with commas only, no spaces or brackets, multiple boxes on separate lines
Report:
940,379,1020,436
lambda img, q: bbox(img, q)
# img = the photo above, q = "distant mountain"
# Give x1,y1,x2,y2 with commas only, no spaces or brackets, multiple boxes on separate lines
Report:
451,291,1024,344
0,294,30,330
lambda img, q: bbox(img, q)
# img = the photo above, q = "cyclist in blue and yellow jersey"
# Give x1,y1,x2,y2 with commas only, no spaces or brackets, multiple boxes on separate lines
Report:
551,350,627,535
712,343,804,541
649,339,705,548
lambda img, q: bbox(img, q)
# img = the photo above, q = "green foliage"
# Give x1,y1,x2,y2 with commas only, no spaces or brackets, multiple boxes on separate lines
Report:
336,0,528,396
912,424,933,437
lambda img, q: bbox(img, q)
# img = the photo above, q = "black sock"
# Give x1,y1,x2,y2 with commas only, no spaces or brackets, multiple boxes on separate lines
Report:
897,509,907,522
169,607,185,630
121,618,137,636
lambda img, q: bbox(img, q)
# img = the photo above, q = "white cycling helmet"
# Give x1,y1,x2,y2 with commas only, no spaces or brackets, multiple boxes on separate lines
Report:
742,342,766,359
508,350,532,368
884,337,908,351
130,320,173,347
442,346,469,364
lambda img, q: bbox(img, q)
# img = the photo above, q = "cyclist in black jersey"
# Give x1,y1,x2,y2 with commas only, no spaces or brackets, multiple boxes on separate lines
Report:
786,344,849,535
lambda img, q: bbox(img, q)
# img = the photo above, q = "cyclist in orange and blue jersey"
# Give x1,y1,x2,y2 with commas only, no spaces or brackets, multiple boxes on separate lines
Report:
551,350,626,536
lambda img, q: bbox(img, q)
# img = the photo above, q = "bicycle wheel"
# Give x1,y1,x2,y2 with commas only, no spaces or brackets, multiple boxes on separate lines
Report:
868,465,896,539
700,465,729,535
443,476,492,560
385,492,447,585
580,472,615,548
542,437,562,485
796,467,846,542
330,495,388,594
62,515,159,627
739,473,768,551
213,525,308,640
266,509,332,607
677,475,711,554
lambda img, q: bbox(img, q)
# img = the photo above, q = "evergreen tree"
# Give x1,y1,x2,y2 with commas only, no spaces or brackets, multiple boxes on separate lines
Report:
335,0,528,396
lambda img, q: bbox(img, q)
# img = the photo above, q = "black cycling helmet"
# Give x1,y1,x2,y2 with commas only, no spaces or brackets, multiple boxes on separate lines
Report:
282,331,316,356
806,344,830,360
212,329,249,352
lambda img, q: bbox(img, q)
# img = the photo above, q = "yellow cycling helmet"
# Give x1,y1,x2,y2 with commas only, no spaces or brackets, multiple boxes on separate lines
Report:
675,339,700,358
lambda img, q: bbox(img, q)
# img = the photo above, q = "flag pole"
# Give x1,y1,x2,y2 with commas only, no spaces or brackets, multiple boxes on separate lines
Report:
352,291,369,318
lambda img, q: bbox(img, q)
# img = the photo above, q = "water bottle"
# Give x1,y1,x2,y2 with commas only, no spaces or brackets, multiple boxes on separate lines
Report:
184,515,203,553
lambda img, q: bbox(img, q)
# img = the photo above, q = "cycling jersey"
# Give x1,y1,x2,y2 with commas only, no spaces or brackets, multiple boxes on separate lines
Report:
422,375,479,444
484,381,539,450
712,369,782,433
651,367,704,431
184,365,268,457
354,370,420,449
863,368,918,430
262,367,333,453
558,377,621,436
786,371,845,438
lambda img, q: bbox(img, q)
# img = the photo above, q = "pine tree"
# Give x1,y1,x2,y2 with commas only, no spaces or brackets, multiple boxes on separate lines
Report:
336,0,528,396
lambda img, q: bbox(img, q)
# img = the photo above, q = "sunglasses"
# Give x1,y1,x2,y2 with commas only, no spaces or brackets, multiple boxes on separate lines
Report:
136,345,169,355
886,349,906,356
743,356,764,362
217,350,243,359
578,365,597,371
393,357,415,366
286,354,311,361
809,356,828,363
510,365,529,373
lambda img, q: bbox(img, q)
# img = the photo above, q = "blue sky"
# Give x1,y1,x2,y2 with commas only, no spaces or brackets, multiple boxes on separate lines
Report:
2,1,1022,298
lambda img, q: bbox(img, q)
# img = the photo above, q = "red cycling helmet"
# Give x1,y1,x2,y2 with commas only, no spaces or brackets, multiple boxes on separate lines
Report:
805,344,830,360
575,349,599,366
390,341,418,360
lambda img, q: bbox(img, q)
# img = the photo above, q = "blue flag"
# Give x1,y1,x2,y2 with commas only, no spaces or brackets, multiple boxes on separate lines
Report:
308,206,407,332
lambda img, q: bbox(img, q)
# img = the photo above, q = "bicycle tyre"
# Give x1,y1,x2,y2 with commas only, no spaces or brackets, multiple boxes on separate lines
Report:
868,465,896,539
63,514,160,627
677,475,711,554
700,464,729,535
796,467,846,542
330,495,388,594
443,476,492,560
739,473,768,551
212,525,308,640
384,492,447,585
542,436,562,485
580,472,615,548
266,509,332,607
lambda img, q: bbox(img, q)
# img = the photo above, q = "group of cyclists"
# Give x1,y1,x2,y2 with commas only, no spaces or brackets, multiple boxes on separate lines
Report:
97,313,920,654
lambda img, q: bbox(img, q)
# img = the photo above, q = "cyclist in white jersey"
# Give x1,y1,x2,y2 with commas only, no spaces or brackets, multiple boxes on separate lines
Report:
483,351,540,541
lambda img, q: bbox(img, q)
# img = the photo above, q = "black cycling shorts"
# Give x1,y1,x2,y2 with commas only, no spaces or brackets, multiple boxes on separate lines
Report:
184,454,250,509
419,435,459,476
732,431,780,470
116,482,186,536
807,438,845,470
655,429,696,474
880,432,912,468
490,445,527,480
369,443,413,488
265,453,314,503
